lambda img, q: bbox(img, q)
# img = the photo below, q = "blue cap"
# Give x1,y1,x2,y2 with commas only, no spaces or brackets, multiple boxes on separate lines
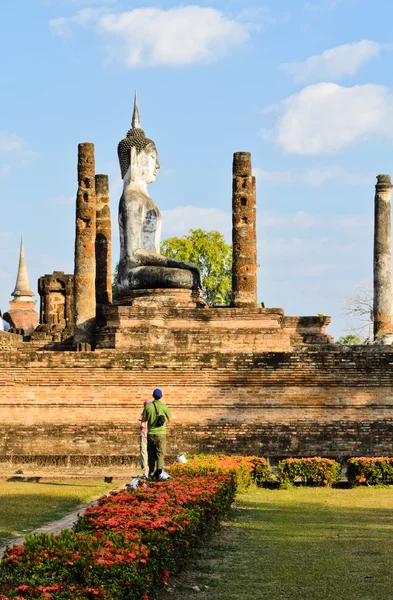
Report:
153,388,162,399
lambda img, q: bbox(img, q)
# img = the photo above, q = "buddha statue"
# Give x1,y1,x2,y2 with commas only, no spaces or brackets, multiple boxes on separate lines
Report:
117,93,202,299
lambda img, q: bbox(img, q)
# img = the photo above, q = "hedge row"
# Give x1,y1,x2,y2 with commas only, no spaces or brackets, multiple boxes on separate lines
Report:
0,473,236,599
347,457,393,485
278,457,341,486
0,455,260,600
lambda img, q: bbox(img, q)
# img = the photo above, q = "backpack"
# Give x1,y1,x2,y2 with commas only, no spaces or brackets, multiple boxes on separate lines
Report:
153,402,166,427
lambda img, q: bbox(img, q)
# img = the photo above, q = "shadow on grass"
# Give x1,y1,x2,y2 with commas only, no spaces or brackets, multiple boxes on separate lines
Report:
5,478,110,487
234,500,393,529
168,493,393,600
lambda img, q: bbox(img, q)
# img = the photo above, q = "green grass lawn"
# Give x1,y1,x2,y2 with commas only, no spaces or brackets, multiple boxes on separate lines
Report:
0,478,123,548
169,486,393,600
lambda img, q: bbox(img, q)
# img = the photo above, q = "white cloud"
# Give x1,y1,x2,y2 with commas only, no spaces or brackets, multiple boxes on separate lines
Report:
50,6,250,65
255,166,373,187
270,83,393,155
49,8,107,39
0,132,37,159
280,40,387,84
97,7,250,66
0,133,25,154
160,205,369,239
68,0,115,3
161,206,231,239
0,164,10,177
258,210,369,232
304,0,346,10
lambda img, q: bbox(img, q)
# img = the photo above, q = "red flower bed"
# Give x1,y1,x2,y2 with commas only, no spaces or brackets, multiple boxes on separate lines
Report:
0,473,235,600
169,454,271,491
0,455,269,599
347,456,393,485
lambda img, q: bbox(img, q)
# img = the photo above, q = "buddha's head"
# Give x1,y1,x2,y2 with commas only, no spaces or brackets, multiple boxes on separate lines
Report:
117,93,160,184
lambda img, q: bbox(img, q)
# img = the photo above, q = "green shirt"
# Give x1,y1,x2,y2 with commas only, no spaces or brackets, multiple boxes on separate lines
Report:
142,400,171,435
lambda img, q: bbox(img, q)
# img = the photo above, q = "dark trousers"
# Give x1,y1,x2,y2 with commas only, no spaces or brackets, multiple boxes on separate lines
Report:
147,434,166,473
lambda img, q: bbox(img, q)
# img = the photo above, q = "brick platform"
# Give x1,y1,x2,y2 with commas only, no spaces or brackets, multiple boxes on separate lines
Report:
1,345,393,462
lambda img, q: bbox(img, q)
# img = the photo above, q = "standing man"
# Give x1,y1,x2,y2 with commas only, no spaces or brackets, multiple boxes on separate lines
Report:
139,399,152,477
142,388,171,480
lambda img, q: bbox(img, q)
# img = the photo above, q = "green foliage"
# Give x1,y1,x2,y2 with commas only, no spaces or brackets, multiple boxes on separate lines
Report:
112,229,232,306
112,263,119,302
338,334,363,345
347,457,393,485
278,457,341,486
161,229,232,306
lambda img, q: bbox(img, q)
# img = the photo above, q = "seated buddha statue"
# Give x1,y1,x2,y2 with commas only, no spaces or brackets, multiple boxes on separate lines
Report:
117,93,202,298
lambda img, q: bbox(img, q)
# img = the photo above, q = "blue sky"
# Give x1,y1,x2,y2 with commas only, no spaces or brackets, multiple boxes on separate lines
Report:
1,0,392,338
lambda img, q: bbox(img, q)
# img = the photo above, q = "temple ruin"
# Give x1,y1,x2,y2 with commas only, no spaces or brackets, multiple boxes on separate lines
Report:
1,97,393,467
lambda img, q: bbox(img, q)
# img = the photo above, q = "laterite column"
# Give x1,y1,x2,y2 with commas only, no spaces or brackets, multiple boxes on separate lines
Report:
74,142,96,346
231,152,257,307
373,174,393,339
95,174,112,306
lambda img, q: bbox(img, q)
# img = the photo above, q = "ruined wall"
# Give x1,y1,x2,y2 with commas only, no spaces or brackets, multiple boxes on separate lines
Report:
1,346,393,463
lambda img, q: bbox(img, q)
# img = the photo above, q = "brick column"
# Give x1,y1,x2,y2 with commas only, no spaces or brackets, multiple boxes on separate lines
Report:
231,152,257,307
74,143,96,346
95,174,112,306
374,174,393,339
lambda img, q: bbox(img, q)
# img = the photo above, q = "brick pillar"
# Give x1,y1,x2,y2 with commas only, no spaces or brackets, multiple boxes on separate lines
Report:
231,152,257,307
374,174,393,339
95,174,112,306
74,143,96,346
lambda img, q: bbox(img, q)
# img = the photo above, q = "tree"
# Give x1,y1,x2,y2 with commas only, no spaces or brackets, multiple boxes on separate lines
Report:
337,334,364,345
161,229,232,306
112,229,232,306
340,281,373,339
112,262,119,302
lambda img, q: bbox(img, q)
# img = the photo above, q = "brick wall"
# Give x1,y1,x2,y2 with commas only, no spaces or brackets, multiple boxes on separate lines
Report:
1,346,393,463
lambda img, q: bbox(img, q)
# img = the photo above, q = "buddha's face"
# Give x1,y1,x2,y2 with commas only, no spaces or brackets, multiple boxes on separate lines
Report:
136,143,160,185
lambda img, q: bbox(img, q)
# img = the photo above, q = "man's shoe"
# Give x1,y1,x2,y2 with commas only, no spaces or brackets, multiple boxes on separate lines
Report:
156,469,171,482
126,477,140,489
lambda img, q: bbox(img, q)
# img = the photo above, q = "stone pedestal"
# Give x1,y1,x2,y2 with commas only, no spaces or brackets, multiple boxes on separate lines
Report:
117,288,203,308
95,304,332,351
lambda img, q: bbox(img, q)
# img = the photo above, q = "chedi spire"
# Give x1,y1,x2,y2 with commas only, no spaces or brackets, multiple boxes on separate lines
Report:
4,236,39,333
12,236,34,301
132,90,141,129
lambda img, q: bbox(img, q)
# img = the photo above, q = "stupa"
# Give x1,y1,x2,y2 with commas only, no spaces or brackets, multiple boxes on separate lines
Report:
4,237,39,333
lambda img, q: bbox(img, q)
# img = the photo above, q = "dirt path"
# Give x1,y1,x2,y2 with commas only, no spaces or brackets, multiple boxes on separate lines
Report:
0,500,98,560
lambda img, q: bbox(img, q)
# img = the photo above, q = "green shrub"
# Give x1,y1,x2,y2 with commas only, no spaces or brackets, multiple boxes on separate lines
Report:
278,457,341,486
347,457,393,485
